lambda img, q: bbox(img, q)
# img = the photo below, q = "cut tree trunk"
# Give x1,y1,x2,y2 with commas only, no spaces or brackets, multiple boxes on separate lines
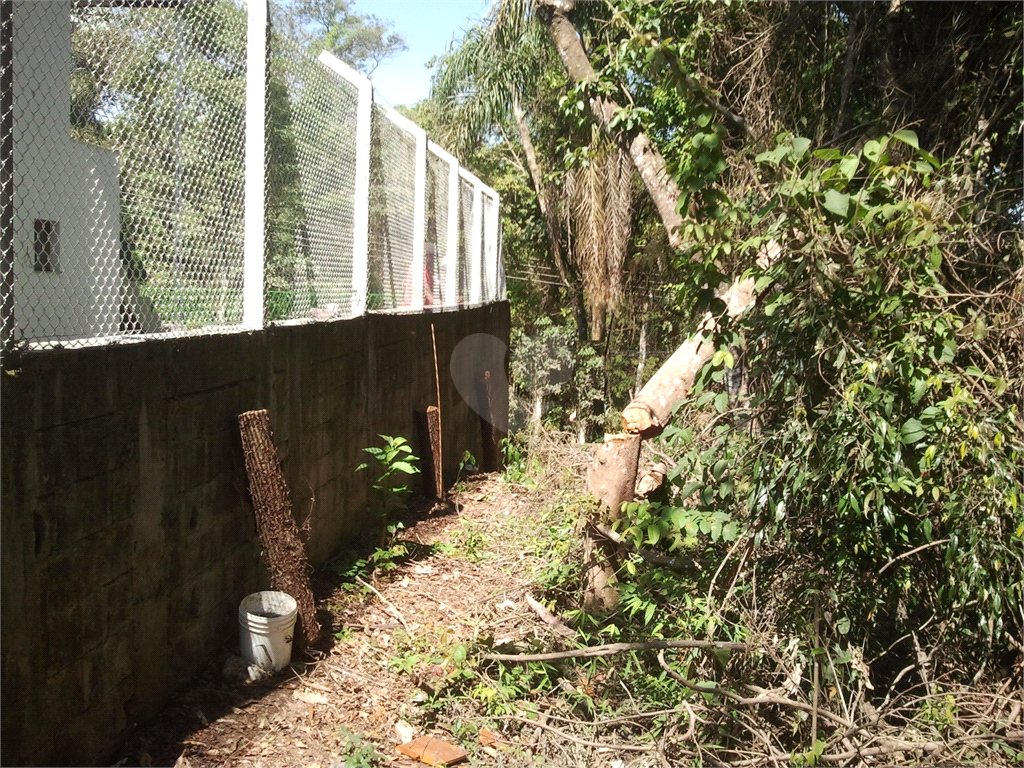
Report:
583,433,641,613
587,433,642,518
582,533,620,613
622,274,761,438
635,462,667,499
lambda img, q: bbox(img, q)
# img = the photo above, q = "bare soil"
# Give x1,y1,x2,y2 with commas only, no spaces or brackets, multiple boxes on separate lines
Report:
113,475,561,768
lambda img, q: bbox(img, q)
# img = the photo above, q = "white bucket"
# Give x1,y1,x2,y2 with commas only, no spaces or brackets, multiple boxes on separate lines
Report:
238,591,298,672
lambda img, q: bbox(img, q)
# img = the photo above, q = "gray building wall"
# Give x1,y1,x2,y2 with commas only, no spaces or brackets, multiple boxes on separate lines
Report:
12,0,123,341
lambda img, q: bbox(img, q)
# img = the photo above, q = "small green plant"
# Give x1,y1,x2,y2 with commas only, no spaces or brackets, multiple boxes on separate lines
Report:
357,434,420,519
436,520,489,562
335,725,383,767
501,434,539,487
458,450,477,474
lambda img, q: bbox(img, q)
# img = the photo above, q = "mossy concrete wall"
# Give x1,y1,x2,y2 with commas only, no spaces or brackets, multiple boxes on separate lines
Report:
0,302,509,766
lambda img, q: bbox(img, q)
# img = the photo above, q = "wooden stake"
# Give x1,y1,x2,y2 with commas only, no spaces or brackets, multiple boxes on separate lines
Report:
430,323,444,495
427,406,443,498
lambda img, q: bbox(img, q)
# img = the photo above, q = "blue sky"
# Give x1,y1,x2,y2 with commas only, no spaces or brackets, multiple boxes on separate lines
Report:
357,0,493,107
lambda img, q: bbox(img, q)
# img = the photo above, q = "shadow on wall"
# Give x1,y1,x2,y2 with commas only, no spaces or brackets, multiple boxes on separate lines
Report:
0,302,510,767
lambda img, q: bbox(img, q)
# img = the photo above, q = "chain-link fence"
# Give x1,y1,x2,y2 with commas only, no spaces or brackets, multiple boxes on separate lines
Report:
0,0,503,351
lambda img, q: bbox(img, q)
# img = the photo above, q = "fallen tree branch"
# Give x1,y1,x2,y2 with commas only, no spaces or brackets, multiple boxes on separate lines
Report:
820,733,1004,763
592,522,696,573
483,639,747,663
355,576,410,634
500,715,653,753
656,651,852,729
528,704,706,728
524,593,576,638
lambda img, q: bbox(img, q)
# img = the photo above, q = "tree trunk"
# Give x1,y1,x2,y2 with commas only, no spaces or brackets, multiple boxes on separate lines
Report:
582,433,641,611
582,533,620,613
512,90,588,339
531,391,544,426
511,91,573,291
588,433,642,518
833,6,864,143
634,290,650,396
621,275,761,437
535,0,685,251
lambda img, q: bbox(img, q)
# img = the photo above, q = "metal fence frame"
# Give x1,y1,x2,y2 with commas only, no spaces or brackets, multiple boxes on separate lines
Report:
0,0,504,351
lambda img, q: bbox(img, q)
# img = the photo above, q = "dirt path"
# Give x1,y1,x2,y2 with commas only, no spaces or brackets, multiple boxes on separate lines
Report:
115,475,564,768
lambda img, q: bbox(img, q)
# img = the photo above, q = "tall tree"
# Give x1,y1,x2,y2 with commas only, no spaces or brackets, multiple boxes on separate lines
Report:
534,0,686,251
283,0,406,75
431,0,575,306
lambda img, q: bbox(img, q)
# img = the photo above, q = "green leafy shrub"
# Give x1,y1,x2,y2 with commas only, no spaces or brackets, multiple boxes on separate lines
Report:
357,434,421,521
627,131,1023,664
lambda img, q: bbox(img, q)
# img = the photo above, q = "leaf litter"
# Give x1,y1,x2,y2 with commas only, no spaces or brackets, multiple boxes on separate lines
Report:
113,475,567,768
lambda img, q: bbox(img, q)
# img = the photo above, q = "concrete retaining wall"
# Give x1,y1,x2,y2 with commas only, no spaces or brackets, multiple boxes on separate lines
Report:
0,303,509,766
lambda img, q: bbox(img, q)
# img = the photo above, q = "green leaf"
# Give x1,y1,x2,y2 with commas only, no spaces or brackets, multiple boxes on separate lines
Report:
911,378,929,404
892,129,919,149
710,520,722,542
900,418,927,445
836,616,851,635
833,346,847,369
714,392,729,413
813,148,842,160
939,340,956,363
712,459,728,480
791,136,811,159
822,189,850,217
916,147,940,168
390,461,419,474
838,156,859,180
679,481,701,498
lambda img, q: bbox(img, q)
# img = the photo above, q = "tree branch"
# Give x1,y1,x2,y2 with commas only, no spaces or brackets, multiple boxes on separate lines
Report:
656,651,853,729
483,639,747,663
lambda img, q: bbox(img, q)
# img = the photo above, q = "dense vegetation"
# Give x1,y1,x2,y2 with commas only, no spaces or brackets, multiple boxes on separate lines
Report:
423,1,1021,763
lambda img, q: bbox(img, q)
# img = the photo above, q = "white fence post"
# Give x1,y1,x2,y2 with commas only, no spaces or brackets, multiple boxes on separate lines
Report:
243,0,266,329
496,211,506,300
484,190,500,302
464,173,482,305
317,51,371,316
427,141,460,308
383,106,426,311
